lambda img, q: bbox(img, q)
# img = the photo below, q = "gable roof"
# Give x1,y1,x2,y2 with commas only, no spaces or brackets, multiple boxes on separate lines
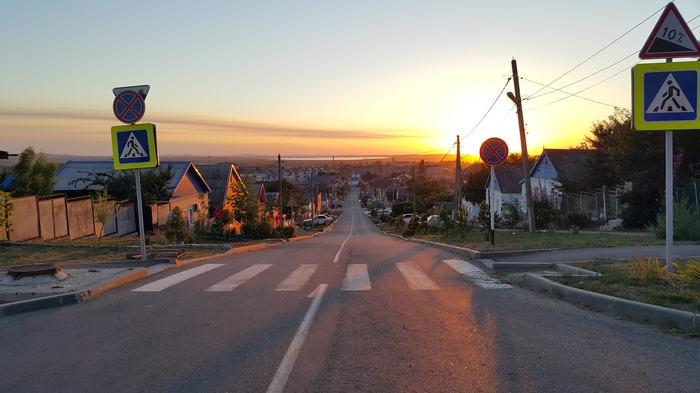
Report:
196,163,242,207
485,166,523,194
530,149,592,183
54,161,210,194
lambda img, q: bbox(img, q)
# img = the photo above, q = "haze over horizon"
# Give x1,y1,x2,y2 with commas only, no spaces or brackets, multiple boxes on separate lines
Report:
2,1,699,159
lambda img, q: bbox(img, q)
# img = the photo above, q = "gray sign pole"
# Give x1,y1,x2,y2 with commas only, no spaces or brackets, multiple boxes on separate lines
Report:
135,169,147,260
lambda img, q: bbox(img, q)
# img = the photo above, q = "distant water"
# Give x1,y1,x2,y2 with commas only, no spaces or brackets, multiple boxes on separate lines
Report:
285,156,388,161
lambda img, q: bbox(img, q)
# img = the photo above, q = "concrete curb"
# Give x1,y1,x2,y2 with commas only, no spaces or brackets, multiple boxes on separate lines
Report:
0,230,325,318
522,273,700,334
0,267,149,318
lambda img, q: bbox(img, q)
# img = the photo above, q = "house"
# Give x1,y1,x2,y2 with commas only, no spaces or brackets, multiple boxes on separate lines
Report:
53,160,210,232
527,149,593,207
196,163,243,213
484,166,525,215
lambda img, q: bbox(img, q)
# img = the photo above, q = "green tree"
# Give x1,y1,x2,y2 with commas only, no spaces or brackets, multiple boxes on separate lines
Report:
228,175,266,238
73,164,175,205
165,206,189,244
92,188,115,245
10,147,59,196
583,108,664,228
462,164,489,204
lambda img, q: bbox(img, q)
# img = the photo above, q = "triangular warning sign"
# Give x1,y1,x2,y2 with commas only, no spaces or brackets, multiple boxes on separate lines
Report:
640,3,700,59
120,132,149,158
646,73,695,114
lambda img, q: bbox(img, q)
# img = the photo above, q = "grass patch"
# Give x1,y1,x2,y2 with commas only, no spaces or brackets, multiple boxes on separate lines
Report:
0,235,247,267
551,259,700,314
375,222,666,252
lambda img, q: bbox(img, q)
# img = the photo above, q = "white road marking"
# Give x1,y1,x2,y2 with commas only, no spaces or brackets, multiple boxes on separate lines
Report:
275,264,317,291
333,214,353,263
131,264,224,292
443,259,512,289
341,264,371,291
205,264,273,292
396,262,440,290
267,284,328,393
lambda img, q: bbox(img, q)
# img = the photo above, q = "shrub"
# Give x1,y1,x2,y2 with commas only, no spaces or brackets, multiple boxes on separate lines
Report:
501,201,522,229
633,257,666,281
673,260,700,283
165,207,190,244
654,197,700,241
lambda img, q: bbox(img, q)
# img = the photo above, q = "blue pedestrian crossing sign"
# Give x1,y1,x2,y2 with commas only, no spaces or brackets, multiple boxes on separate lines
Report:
111,123,159,170
632,61,700,131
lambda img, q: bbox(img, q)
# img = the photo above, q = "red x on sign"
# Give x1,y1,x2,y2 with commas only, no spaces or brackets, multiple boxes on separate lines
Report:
113,91,145,124
480,138,508,166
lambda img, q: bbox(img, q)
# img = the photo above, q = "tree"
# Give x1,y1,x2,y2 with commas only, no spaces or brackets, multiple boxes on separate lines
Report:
227,175,266,238
583,108,665,228
165,206,189,244
73,164,175,205
462,164,489,204
92,188,115,245
10,147,59,196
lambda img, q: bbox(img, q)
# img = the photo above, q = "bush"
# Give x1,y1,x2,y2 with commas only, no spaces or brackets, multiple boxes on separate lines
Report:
565,212,592,229
654,197,700,241
165,207,190,244
533,196,558,230
273,226,295,239
501,201,522,229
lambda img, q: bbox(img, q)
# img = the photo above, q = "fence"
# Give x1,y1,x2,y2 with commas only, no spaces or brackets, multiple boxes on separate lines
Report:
1,194,138,243
557,187,623,224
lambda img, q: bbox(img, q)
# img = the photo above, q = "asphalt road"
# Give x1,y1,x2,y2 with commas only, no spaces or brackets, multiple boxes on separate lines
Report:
1,189,699,392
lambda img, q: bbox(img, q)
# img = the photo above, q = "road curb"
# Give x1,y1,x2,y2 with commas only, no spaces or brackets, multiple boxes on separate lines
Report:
0,232,321,318
0,267,149,318
522,273,700,334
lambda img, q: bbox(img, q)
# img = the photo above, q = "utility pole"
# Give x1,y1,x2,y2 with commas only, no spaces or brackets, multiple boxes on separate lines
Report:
278,154,283,222
454,135,461,215
412,167,416,214
507,58,536,233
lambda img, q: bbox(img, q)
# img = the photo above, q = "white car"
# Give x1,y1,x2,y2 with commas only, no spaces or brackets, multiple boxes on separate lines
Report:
427,215,443,228
402,213,416,223
312,214,333,224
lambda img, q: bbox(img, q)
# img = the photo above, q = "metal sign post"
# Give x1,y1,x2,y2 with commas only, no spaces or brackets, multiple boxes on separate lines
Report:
480,138,509,244
111,85,157,261
633,3,700,273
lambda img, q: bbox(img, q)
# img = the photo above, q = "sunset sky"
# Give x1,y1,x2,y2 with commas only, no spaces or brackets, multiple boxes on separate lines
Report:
2,1,699,160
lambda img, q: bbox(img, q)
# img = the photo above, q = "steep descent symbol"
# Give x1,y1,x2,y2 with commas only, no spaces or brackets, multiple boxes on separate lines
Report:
120,132,148,158
647,74,694,113
639,3,700,59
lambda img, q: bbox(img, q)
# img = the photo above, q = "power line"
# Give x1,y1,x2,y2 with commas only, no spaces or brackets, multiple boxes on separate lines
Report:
459,77,512,142
527,3,667,99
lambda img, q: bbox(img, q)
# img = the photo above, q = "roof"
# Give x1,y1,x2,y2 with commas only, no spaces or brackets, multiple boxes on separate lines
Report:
54,161,210,194
531,149,592,183
196,164,242,207
485,166,523,194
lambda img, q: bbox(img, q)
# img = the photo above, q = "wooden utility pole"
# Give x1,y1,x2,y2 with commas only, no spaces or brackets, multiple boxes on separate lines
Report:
454,135,462,214
508,58,536,233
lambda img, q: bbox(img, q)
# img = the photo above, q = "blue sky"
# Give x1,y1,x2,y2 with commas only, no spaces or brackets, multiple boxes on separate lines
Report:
1,0,699,159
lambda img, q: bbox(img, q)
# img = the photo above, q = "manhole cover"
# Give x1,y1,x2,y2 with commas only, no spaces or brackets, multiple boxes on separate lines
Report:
7,264,61,279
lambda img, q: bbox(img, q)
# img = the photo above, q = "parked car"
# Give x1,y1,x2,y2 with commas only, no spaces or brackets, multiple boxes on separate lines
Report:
402,213,416,223
312,214,333,224
427,215,443,228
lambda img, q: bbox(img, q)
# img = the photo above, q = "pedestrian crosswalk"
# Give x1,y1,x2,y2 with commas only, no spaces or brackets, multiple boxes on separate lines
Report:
131,260,511,293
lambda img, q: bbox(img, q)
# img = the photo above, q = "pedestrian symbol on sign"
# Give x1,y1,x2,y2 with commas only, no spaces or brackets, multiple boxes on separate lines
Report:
120,132,149,158
648,74,693,113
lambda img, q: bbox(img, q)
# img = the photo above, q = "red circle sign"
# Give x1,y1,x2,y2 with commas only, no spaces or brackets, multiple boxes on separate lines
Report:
480,138,508,166
113,91,145,124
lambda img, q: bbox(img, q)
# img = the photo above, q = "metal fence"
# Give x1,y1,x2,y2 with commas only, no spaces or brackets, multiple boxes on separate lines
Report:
556,187,624,224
